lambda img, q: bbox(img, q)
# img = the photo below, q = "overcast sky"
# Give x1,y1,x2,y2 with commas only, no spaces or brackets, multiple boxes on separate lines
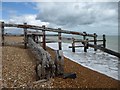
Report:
1,1,119,35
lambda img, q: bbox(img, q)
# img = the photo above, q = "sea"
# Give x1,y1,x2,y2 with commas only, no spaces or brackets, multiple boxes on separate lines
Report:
46,35,120,81
4,32,120,80
47,35,119,52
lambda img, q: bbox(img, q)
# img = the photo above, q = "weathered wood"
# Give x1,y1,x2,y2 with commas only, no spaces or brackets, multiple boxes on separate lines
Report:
42,25,46,50
94,33,97,51
83,32,87,52
24,23,27,49
58,28,62,50
4,23,95,37
103,34,106,48
55,50,64,76
28,37,56,80
63,73,76,79
69,45,84,48
1,22,4,46
86,38,89,49
87,40,103,42
4,34,24,36
72,38,75,52
32,34,36,42
40,41,57,43
88,43,120,58
84,39,88,52
27,33,58,36
61,37,73,40
33,79,47,84
83,32,86,40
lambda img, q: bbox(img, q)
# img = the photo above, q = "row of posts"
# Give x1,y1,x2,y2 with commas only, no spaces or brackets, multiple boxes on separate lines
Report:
72,32,106,52
23,23,62,51
1,22,106,53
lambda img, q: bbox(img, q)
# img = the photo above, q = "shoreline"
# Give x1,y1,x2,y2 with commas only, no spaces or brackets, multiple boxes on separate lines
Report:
2,36,120,88
46,47,120,88
46,42,119,81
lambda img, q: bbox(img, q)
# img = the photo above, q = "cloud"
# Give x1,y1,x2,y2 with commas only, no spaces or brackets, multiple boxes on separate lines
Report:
36,2,118,30
5,14,49,26
4,14,49,34
3,2,118,35
32,0,119,2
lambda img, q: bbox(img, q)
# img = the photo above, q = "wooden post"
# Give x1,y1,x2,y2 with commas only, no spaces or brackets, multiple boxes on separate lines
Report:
103,34,106,48
36,36,39,43
58,28,62,50
1,22,4,46
42,25,46,50
84,40,87,52
72,38,75,52
94,33,97,51
55,50,64,76
32,34,35,42
83,32,86,40
24,23,27,49
83,32,86,52
86,38,89,49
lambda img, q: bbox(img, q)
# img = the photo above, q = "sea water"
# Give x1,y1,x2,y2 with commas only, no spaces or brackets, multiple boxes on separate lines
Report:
47,35,119,52
46,35,120,81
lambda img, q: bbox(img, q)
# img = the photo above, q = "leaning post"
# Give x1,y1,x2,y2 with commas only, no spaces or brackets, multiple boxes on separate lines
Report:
94,33,97,51
58,28,62,50
55,50,64,76
24,23,27,49
103,34,106,48
1,22,4,46
72,37,75,52
42,25,46,50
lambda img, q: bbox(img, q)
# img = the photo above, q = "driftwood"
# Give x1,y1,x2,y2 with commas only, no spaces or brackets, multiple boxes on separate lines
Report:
33,79,47,84
28,37,56,80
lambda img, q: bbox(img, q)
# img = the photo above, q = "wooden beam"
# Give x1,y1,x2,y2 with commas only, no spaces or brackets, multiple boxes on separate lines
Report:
27,33,58,36
4,23,95,37
39,41,57,43
88,43,120,58
88,40,103,42
69,45,84,48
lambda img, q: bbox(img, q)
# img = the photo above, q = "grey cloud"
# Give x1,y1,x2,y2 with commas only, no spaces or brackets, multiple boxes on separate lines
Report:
36,2,117,28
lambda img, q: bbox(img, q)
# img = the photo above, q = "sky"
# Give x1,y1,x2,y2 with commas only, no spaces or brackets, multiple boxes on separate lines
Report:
1,0,119,35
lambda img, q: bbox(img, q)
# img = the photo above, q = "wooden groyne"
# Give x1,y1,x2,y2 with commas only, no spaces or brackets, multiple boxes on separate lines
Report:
1,22,120,59
28,37,64,80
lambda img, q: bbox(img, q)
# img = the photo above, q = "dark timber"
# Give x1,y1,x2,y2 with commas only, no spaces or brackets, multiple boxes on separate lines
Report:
58,28,62,50
24,23,27,49
88,43,120,58
1,22,4,46
1,22,120,58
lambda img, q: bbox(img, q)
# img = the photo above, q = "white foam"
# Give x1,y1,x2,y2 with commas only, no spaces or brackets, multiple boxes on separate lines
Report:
47,42,119,80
